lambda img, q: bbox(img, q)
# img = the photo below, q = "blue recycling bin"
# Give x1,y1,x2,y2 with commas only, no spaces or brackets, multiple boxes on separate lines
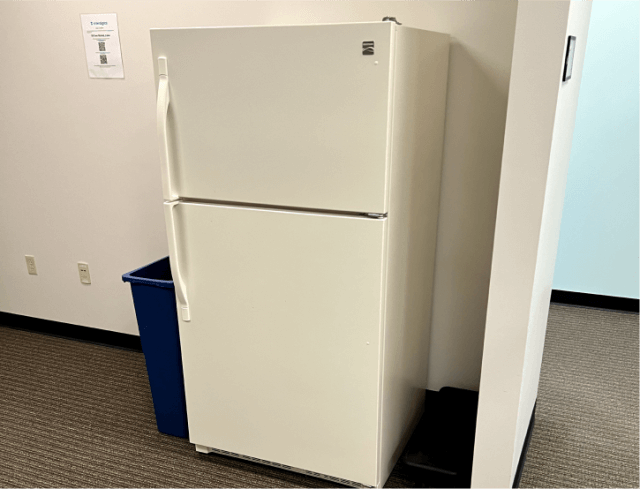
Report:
122,257,189,438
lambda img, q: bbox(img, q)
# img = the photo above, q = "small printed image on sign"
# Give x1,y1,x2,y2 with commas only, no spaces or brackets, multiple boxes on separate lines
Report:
98,41,106,52
362,41,374,55
100,54,108,65
563,36,576,82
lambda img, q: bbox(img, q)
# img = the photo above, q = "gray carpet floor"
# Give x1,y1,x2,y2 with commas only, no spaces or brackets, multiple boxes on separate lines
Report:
0,303,637,488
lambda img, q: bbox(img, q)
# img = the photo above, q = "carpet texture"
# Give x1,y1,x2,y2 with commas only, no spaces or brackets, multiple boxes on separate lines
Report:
0,303,637,488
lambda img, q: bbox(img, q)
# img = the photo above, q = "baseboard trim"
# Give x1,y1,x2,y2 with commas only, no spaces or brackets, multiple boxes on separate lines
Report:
551,290,639,313
0,312,142,351
512,404,536,488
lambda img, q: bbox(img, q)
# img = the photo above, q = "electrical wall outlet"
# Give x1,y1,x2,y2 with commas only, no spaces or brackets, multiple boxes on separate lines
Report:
25,255,37,275
78,262,91,284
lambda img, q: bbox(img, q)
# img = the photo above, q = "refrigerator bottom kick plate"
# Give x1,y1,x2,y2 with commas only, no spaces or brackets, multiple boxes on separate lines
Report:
194,444,374,488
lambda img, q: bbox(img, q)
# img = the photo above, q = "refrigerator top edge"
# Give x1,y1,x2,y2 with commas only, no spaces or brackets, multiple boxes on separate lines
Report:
150,20,395,32
149,22,449,37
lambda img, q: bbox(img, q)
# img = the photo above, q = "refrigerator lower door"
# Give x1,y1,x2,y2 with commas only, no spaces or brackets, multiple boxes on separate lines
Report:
169,202,387,487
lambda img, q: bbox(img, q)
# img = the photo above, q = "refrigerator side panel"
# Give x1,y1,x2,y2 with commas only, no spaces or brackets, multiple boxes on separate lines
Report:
378,27,450,485
150,23,393,214
175,202,386,487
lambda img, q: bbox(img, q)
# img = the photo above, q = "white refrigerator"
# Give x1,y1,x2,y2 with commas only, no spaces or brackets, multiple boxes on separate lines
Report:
150,21,449,488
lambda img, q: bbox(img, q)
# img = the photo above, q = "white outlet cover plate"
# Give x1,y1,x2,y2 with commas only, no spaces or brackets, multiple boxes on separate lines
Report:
78,262,91,284
25,255,37,275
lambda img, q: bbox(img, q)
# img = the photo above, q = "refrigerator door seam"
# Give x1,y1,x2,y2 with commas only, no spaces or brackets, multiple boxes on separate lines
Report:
169,197,388,220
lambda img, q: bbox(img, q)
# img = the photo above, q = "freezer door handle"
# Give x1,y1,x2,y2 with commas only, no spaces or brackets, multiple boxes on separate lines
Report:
157,57,177,201
164,201,190,321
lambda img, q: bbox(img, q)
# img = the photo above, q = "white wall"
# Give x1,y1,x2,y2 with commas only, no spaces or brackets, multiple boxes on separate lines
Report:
0,2,169,335
0,0,517,393
472,2,592,487
424,2,517,391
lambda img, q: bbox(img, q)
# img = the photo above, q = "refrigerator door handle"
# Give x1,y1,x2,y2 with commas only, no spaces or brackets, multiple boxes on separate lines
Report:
157,57,177,201
165,201,191,321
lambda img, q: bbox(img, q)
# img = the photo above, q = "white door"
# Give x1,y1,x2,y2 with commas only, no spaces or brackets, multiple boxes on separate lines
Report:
151,23,394,213
169,202,387,486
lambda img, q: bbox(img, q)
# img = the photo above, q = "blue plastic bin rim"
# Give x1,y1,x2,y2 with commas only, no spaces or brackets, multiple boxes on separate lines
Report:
122,256,174,289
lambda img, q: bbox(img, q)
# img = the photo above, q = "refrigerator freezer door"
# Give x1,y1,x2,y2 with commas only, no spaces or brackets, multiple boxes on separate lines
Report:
151,23,394,214
171,202,386,486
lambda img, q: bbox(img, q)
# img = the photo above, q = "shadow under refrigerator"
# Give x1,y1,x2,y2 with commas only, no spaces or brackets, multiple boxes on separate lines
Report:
150,21,449,488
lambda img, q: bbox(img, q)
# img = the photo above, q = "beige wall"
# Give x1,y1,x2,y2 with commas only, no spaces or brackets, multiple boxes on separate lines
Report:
0,1,516,390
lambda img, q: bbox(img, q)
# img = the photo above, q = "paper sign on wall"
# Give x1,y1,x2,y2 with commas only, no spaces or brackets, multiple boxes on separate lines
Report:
81,13,124,79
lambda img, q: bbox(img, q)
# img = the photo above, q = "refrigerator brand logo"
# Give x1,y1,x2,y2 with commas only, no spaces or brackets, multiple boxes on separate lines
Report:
362,41,374,55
